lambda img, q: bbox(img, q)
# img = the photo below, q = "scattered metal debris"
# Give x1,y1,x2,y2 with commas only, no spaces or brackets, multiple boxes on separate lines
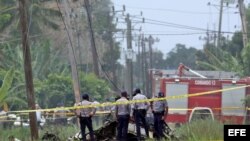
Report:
67,112,178,141
42,131,61,141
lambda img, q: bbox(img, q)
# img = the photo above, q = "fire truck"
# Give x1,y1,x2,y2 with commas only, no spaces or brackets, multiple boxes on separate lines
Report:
151,63,250,124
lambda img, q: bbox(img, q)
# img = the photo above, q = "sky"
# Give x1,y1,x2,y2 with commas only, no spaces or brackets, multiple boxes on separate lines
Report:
112,0,248,56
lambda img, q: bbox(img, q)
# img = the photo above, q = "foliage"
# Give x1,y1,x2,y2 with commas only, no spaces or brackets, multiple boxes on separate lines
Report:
152,50,167,69
80,72,110,102
0,126,30,141
196,44,243,75
102,42,121,72
0,40,68,110
0,0,60,34
243,95,250,124
241,42,250,76
0,14,12,30
36,71,110,108
92,0,113,39
0,69,14,107
165,44,198,69
221,32,243,59
176,119,223,141
196,7,250,77
36,73,73,108
0,0,113,111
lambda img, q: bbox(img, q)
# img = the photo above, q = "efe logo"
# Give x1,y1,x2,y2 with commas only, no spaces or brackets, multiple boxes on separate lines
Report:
224,125,250,141
228,129,246,136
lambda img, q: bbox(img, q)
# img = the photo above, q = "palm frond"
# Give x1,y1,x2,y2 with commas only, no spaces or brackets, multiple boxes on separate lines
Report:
196,61,220,70
0,69,14,106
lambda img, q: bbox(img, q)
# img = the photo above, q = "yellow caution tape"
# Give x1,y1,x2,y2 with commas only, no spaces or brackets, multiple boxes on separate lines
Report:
7,84,250,114
1,107,249,122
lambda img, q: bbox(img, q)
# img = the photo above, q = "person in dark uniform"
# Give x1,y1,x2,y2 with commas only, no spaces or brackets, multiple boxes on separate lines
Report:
76,93,96,141
131,88,150,140
115,91,131,141
151,92,168,140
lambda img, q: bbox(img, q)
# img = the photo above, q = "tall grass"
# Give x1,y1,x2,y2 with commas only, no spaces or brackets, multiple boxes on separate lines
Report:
0,127,31,140
1,119,224,141
175,119,223,141
0,125,79,140
40,124,79,140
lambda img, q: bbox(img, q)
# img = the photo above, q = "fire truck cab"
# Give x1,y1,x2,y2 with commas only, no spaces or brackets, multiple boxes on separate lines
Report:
152,64,250,124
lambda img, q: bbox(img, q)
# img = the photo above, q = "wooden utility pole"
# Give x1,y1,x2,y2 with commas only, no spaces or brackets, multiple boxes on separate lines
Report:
137,34,141,85
60,0,81,103
18,0,38,140
84,0,100,77
141,34,146,94
126,14,133,97
217,0,224,48
107,12,117,90
238,0,248,48
148,35,154,97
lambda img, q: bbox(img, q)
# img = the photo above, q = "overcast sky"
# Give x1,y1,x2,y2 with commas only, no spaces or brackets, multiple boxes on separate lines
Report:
112,0,249,55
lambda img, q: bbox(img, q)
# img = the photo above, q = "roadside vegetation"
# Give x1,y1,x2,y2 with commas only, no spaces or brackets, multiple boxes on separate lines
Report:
1,119,225,141
175,119,223,141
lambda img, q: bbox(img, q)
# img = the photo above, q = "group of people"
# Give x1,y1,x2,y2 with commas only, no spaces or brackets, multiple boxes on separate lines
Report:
75,88,168,141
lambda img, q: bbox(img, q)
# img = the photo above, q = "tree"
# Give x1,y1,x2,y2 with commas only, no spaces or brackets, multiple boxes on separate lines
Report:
0,0,60,34
165,44,198,69
0,40,68,110
196,45,243,75
36,72,110,108
152,50,167,69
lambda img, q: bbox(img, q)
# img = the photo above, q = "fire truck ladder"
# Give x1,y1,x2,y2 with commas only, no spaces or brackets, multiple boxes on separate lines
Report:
177,63,207,78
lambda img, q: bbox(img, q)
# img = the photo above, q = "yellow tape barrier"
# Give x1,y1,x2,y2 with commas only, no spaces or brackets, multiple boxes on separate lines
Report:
0,107,249,122
5,84,250,114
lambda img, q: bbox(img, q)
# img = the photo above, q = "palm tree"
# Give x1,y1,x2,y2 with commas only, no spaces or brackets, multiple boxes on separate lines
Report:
0,41,68,110
196,44,243,76
0,0,60,36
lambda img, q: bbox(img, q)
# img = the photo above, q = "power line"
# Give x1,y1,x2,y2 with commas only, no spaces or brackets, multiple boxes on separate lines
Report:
118,16,243,34
113,4,237,15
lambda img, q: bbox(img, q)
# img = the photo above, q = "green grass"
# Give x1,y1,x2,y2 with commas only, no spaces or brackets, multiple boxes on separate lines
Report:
0,124,78,140
40,124,79,140
1,119,224,141
0,126,31,141
175,119,223,141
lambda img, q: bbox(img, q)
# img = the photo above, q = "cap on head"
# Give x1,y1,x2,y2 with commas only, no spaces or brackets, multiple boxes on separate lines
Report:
121,91,128,98
82,93,89,100
134,88,141,94
158,92,164,97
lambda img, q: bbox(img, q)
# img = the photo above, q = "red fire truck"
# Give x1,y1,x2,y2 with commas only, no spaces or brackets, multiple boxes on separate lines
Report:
152,63,250,124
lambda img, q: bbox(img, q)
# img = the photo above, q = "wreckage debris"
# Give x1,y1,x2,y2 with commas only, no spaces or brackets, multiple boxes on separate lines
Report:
42,131,61,141
68,119,177,141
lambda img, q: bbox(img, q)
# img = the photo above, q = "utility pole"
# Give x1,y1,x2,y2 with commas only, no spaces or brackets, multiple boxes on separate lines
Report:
61,0,81,103
141,34,146,94
18,0,38,140
126,14,133,97
148,35,154,97
238,0,248,48
107,12,117,90
217,0,224,48
72,10,83,71
137,34,141,85
84,0,100,77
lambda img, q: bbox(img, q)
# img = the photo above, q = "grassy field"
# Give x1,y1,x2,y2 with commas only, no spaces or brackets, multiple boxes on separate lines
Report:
175,119,223,141
0,119,224,141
